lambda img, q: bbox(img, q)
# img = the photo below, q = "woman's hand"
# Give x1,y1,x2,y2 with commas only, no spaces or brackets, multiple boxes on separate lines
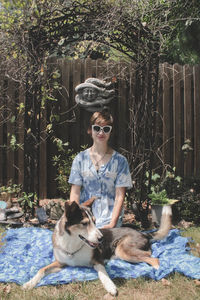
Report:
83,196,97,207
101,222,115,229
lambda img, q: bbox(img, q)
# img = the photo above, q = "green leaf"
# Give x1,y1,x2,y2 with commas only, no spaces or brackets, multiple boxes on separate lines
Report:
10,115,16,123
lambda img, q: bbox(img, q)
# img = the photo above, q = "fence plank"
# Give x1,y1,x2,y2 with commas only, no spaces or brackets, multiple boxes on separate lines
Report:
127,63,136,152
6,79,16,182
173,64,183,175
193,65,200,177
60,59,71,143
71,59,82,151
183,65,193,177
162,62,173,166
46,57,60,198
84,57,96,79
0,75,5,185
117,62,127,149
96,59,106,79
81,59,98,147
154,66,163,170
39,103,47,199
17,85,25,185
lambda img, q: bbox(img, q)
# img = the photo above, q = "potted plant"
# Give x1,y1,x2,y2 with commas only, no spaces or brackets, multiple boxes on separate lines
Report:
148,188,178,225
0,183,21,208
147,169,181,225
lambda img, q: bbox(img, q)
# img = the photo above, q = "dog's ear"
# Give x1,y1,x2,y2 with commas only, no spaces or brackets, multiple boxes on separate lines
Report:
65,201,83,226
64,201,79,216
64,201,71,214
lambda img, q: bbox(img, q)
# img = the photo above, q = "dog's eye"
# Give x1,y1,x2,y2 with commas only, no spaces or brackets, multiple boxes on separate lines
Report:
81,221,88,226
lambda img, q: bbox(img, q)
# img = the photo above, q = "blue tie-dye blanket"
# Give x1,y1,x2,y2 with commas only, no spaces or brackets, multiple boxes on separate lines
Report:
0,227,200,287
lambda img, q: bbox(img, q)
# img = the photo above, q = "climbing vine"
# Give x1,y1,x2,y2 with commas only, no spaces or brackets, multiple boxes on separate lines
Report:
0,0,199,215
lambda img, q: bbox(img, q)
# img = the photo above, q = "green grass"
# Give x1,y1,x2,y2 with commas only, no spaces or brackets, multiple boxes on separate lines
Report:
0,226,200,300
181,226,200,257
181,227,200,243
1,274,200,300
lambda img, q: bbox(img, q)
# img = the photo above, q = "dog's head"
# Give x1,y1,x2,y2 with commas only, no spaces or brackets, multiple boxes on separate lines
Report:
60,201,103,248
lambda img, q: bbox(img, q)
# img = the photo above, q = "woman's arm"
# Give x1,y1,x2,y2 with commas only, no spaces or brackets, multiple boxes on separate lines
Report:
102,187,125,229
69,184,81,204
69,185,96,207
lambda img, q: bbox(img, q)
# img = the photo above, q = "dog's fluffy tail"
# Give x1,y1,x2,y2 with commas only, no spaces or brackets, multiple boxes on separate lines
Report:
152,205,172,240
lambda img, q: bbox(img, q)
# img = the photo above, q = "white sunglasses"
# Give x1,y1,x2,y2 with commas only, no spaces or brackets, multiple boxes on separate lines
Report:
92,125,112,134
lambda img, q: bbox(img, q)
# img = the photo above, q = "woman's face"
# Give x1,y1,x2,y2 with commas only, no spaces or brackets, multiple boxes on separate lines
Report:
91,122,112,144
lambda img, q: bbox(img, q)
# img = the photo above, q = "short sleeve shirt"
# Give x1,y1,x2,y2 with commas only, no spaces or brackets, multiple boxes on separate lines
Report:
68,149,133,228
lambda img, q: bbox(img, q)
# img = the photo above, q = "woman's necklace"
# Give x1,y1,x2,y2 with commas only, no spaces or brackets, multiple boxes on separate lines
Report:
91,148,108,168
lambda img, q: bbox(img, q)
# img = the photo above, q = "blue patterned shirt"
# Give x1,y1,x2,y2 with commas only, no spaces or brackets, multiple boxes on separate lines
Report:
68,149,133,228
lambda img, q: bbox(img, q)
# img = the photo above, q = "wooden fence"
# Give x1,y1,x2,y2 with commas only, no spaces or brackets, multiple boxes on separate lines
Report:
0,59,200,198
159,63,200,178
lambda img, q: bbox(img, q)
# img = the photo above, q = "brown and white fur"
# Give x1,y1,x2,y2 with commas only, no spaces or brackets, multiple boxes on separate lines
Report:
23,201,172,296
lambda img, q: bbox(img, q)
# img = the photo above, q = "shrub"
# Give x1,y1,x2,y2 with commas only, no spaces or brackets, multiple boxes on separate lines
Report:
146,167,182,203
18,192,37,213
175,178,200,225
52,138,87,199
0,182,22,196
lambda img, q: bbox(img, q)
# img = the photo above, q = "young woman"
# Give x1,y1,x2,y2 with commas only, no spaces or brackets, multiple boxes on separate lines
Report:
68,110,132,228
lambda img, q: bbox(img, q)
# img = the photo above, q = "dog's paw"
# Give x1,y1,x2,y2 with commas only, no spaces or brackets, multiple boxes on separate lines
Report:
22,281,34,290
153,264,160,270
103,292,116,300
107,283,118,296
152,258,160,270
